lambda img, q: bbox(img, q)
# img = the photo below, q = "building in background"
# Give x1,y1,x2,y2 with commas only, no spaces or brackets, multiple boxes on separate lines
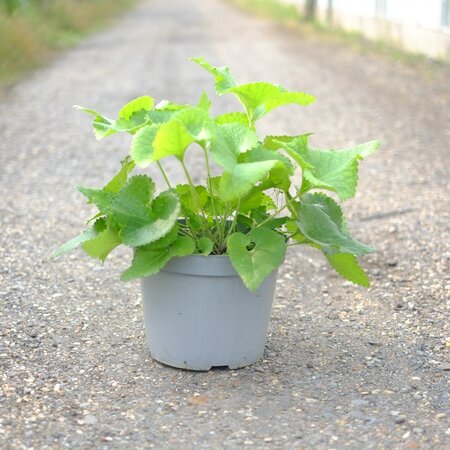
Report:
284,0,450,60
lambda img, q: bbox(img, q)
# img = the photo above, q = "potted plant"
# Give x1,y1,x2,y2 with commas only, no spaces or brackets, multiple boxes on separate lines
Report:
52,57,379,370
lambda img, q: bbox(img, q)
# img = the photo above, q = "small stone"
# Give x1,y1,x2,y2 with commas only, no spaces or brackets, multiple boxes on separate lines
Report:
445,429,450,436
83,414,98,425
306,362,314,369
437,362,450,371
412,427,423,434
395,416,406,424
390,410,401,416
435,413,446,419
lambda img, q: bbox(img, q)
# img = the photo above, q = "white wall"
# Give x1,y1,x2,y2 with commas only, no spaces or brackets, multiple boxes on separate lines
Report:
283,0,450,59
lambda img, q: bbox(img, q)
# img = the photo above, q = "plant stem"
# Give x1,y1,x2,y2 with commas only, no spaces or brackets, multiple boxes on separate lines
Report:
157,161,172,189
254,191,301,229
203,146,220,235
180,159,211,238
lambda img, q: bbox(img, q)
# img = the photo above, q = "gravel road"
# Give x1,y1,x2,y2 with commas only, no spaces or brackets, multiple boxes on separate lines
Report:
1,0,449,448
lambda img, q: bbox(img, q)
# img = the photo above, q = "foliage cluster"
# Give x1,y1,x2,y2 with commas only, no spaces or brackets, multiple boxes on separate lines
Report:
53,57,378,291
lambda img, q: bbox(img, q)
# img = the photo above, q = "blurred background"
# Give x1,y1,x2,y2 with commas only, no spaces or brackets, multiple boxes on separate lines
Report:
0,0,136,87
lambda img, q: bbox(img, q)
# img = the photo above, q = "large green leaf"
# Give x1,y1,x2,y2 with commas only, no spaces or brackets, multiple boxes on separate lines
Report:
131,124,161,167
111,178,180,247
191,58,315,123
325,253,370,287
296,193,374,255
219,160,281,201
210,123,259,171
152,119,193,161
121,236,195,280
278,137,380,200
82,221,121,261
227,82,315,122
227,228,286,291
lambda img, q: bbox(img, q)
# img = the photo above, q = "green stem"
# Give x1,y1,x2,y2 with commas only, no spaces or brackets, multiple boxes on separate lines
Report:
254,191,302,230
180,159,211,238
157,161,172,189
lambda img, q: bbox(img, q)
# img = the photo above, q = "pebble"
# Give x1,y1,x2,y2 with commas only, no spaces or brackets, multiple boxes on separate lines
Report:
82,415,99,425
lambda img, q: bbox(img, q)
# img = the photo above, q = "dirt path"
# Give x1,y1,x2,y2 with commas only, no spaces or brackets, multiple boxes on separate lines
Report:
1,0,449,448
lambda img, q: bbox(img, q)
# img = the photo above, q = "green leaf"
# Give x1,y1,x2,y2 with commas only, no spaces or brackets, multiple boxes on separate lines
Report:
51,218,106,258
220,160,281,201
104,156,135,193
76,96,158,141
190,57,237,92
118,95,154,120
197,91,212,111
192,58,315,123
197,236,214,255
176,184,208,213
215,112,249,125
82,222,121,261
130,124,161,167
228,82,315,122
112,177,180,247
296,193,374,255
278,137,380,200
210,123,259,171
121,235,195,280
78,186,116,214
74,105,117,140
227,228,286,291
325,253,370,287
152,118,194,161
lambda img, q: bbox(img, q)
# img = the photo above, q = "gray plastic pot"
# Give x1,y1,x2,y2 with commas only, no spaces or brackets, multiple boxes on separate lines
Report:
141,255,278,371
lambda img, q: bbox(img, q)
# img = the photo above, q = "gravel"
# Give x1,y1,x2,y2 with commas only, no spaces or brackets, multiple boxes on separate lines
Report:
1,0,449,448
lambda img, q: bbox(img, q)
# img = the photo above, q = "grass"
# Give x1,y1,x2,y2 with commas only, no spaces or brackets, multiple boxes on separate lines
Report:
228,0,450,71
0,0,138,90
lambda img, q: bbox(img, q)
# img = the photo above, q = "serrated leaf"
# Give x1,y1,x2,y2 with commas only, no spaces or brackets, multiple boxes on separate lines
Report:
190,57,237,92
197,236,214,255
296,194,374,255
111,175,155,225
192,58,315,123
215,112,249,125
301,192,347,231
228,82,315,122
78,186,116,214
152,118,194,161
227,228,286,291
220,160,281,201
118,95,154,120
325,253,370,287
121,235,195,280
210,123,259,170
110,176,181,247
131,124,161,167
279,137,380,200
104,156,135,193
82,222,121,261
176,184,208,213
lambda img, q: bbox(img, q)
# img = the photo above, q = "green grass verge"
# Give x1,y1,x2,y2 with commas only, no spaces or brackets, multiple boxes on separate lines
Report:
0,0,138,90
228,0,450,71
